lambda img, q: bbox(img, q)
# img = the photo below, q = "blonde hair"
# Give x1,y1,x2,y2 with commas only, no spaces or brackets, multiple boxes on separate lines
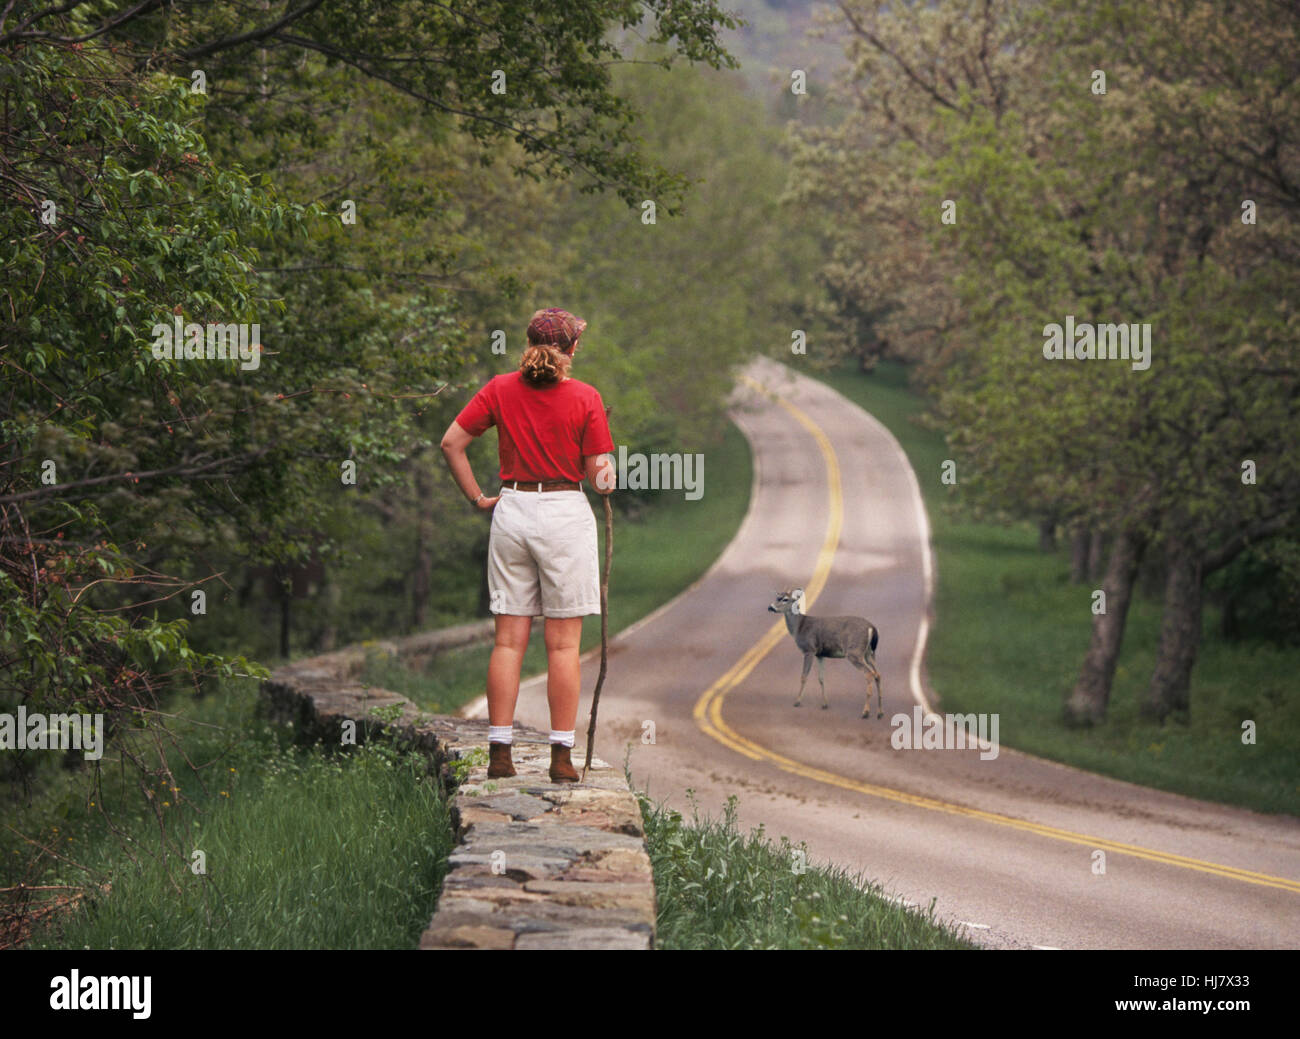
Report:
519,342,573,387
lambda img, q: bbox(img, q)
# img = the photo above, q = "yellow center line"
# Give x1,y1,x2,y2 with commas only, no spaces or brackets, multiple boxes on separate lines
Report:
693,374,1300,896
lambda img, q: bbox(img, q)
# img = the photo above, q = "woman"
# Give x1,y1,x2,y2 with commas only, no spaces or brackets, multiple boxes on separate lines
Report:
440,307,615,783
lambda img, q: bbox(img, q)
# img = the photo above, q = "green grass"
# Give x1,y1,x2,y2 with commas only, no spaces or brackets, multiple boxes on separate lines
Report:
363,419,754,714
638,788,976,949
815,361,1300,817
9,679,453,949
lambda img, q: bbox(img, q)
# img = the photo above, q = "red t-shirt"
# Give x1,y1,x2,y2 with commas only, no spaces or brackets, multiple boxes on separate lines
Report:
455,372,614,483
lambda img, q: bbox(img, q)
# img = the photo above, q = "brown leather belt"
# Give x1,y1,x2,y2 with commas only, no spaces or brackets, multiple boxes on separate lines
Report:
503,480,581,492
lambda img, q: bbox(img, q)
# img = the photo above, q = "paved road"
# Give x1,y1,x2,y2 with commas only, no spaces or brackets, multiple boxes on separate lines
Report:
469,356,1300,949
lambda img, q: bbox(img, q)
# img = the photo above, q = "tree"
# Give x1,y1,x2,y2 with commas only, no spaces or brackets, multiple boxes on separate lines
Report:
1,0,742,210
1051,0,1300,721
787,0,1038,365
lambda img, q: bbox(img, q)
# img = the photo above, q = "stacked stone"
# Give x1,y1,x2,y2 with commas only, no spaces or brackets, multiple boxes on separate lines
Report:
421,740,656,950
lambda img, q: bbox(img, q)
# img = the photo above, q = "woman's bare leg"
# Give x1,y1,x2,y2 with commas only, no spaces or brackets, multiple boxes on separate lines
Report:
543,616,583,731
487,615,533,725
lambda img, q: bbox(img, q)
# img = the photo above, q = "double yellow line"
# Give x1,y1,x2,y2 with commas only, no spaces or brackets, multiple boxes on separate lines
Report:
693,375,1300,896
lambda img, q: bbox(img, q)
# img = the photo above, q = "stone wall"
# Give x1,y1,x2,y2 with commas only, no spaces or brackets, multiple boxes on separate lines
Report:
260,624,657,950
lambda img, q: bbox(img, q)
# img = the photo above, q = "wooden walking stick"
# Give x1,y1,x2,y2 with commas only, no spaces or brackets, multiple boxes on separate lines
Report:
582,441,614,781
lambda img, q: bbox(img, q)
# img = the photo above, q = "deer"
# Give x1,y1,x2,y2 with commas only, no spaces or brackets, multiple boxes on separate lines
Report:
768,588,883,718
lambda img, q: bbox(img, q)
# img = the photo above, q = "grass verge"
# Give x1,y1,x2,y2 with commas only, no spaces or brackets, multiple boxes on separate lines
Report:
814,361,1299,817
7,679,453,949
363,419,753,715
637,787,976,949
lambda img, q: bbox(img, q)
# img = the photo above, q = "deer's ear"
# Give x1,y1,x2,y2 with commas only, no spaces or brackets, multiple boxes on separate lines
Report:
792,588,804,599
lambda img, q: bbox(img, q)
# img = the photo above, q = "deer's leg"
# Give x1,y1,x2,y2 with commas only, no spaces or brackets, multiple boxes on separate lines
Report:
849,651,881,719
795,653,814,707
817,655,829,708
866,656,884,719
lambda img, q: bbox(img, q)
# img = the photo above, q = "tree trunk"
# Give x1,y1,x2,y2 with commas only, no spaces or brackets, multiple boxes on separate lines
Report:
1064,529,1145,726
1069,527,1090,583
1141,538,1202,723
317,566,340,652
278,575,292,659
1038,516,1057,552
1087,529,1105,581
412,465,433,629
1220,591,1239,640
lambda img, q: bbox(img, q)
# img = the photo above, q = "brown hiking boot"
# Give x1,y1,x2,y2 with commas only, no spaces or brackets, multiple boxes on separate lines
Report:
549,744,579,783
487,742,515,778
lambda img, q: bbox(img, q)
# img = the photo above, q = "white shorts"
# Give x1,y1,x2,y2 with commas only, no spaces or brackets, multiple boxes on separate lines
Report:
487,487,600,618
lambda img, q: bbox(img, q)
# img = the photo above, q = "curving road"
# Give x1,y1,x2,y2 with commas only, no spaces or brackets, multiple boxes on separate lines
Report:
468,356,1300,949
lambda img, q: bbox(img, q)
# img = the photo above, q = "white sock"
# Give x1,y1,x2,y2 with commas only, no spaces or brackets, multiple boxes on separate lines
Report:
549,730,575,748
488,725,513,745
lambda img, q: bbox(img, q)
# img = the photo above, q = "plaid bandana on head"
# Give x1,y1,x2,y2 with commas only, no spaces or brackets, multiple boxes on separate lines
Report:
527,307,587,348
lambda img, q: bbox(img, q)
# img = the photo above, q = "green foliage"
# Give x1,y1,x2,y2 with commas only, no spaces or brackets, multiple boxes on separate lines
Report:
366,700,406,725
5,0,742,211
522,55,827,457
796,0,1298,541
1,39,294,790
1209,541,1300,647
449,747,489,785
